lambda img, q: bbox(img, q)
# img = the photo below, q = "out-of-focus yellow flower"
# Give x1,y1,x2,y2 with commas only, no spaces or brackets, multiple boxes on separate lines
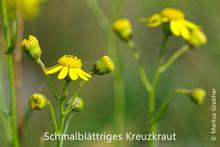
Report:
20,35,42,60
142,8,199,40
93,56,115,75
6,0,43,19
190,88,206,105
113,19,133,41
45,55,92,81
22,0,43,19
176,88,206,105
188,29,207,48
29,93,47,110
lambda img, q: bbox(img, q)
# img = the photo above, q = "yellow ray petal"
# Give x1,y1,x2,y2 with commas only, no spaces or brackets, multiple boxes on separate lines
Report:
76,68,89,81
146,14,163,27
170,21,180,36
78,69,92,78
45,65,63,74
69,68,78,80
178,21,190,39
58,66,69,80
183,20,199,30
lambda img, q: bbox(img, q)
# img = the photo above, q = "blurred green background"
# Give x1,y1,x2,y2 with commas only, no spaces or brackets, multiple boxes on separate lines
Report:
0,0,219,147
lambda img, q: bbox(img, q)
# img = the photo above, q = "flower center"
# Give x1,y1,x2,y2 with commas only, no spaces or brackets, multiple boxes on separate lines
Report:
58,55,82,68
161,8,184,20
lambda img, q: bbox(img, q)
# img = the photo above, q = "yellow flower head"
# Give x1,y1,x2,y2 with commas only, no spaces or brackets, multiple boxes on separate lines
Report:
161,8,185,20
20,35,42,60
191,88,206,105
113,19,133,41
22,0,42,19
93,56,115,75
6,0,43,19
45,55,92,81
29,93,47,110
142,7,199,40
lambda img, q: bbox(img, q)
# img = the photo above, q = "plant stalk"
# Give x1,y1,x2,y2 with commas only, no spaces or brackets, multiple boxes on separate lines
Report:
1,0,19,146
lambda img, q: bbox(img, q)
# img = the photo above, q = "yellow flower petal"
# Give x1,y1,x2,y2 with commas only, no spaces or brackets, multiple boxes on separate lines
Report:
45,65,63,74
78,69,92,78
69,68,78,80
178,21,190,39
58,66,69,80
146,14,163,27
170,21,180,36
183,20,199,30
76,68,89,81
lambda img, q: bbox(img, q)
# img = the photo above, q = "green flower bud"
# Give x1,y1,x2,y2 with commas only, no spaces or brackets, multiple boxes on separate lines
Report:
188,29,207,48
190,88,206,105
72,97,84,112
93,56,115,75
28,93,48,110
113,19,133,41
20,35,42,61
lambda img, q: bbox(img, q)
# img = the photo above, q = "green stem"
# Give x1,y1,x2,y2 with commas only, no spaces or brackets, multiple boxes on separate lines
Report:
147,68,161,147
36,59,60,100
1,0,19,146
57,80,70,147
147,36,170,147
150,88,191,125
159,45,190,73
158,34,169,64
127,40,152,92
47,101,59,132
0,51,12,143
8,55,19,147
149,92,175,125
86,2,126,147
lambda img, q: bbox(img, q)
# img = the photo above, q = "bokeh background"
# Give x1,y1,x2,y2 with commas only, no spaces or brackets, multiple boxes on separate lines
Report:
0,0,219,147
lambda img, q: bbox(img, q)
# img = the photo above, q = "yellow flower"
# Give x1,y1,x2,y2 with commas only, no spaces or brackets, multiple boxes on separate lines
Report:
113,19,133,41
29,93,47,110
22,0,42,19
6,0,43,19
20,35,42,60
176,88,206,105
143,8,199,40
45,55,92,81
191,88,206,105
93,56,115,75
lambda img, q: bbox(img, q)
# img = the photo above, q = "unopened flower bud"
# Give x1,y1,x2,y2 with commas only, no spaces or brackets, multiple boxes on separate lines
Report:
113,19,133,41
190,88,206,105
188,29,207,48
93,56,115,75
29,93,48,110
20,35,42,61
72,97,84,112
176,88,206,105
